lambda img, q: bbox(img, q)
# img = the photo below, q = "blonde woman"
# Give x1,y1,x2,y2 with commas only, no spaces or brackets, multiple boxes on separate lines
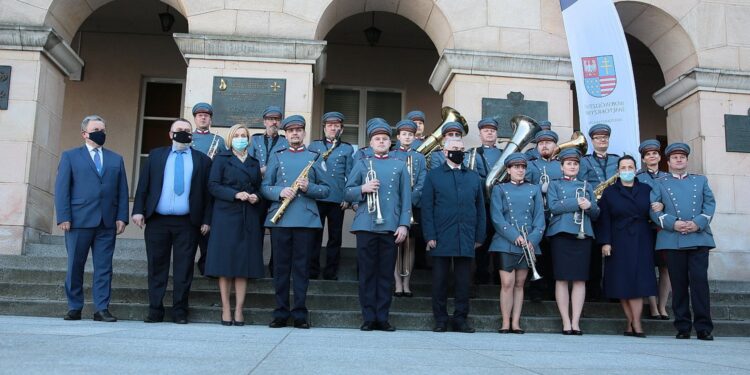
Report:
205,124,264,326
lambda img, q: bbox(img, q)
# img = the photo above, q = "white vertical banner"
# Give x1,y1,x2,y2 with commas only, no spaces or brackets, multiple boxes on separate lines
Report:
560,0,640,157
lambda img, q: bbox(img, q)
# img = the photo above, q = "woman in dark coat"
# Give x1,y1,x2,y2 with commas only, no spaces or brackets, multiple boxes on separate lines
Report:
597,155,658,337
205,124,264,326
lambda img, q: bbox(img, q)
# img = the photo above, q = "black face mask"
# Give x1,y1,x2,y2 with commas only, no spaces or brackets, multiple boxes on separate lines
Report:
87,130,106,146
172,131,192,144
447,150,465,165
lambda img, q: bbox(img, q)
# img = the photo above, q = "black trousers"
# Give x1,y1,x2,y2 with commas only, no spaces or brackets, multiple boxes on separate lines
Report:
356,232,397,323
412,208,428,268
271,227,315,321
474,204,499,284
432,256,472,325
310,201,344,279
665,248,713,333
144,214,199,319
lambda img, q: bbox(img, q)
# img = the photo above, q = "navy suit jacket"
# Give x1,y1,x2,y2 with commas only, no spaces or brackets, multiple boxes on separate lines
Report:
132,146,213,227
55,145,129,229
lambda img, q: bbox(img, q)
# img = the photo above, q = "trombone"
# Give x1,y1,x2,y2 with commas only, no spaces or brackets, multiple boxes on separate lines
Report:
573,180,588,239
366,159,384,225
517,224,542,281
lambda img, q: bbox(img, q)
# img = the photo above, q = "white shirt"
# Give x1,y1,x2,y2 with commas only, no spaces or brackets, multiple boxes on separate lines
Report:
85,143,103,166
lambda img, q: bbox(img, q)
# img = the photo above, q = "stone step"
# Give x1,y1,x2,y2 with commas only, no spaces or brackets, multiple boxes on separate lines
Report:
2,299,749,336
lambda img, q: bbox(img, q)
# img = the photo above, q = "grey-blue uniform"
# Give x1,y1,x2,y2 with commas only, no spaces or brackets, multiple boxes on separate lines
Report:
428,121,465,169
389,120,427,208
635,139,669,189
579,124,619,184
309,141,354,204
402,110,426,150
525,130,563,185
345,121,411,329
546,178,600,238
353,146,374,160
261,115,330,326
251,106,288,168
524,120,551,160
648,142,716,337
468,118,503,183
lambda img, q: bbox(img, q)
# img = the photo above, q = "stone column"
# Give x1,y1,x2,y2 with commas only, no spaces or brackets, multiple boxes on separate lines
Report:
0,26,83,255
428,49,575,147
173,34,326,143
654,68,750,281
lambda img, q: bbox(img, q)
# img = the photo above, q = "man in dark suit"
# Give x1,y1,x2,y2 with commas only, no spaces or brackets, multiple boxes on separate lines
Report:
132,118,213,324
55,115,129,322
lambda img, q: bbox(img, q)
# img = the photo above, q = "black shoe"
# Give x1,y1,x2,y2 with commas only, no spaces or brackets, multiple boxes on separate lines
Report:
144,314,163,323
572,330,583,336
623,331,635,337
646,314,661,320
403,292,413,298
377,321,396,332
294,319,310,329
221,320,233,326
173,316,188,324
676,331,691,339
93,309,117,322
453,322,475,333
511,329,525,334
360,321,375,331
697,331,714,341
660,315,670,321
562,330,573,335
393,291,404,297
498,328,510,334
233,320,245,327
633,332,647,338
64,310,81,321
269,318,288,328
433,323,447,332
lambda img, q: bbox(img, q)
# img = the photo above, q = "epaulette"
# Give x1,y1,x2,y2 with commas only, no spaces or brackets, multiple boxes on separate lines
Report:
275,148,287,153
308,149,320,155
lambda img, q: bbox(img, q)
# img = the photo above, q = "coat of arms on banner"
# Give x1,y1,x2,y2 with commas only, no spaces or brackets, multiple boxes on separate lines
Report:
582,55,617,98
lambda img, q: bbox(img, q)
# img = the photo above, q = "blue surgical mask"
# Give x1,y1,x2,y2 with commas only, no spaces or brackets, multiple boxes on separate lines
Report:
232,137,249,151
619,171,636,182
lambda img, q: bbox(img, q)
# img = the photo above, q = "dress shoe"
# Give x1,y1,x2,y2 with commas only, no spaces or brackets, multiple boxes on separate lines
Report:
697,331,714,341
64,310,81,321
269,318,288,328
675,331,691,339
633,332,647,338
221,320,233,326
293,319,310,329
497,328,510,334
660,315,670,321
453,322,475,333
572,330,583,336
623,331,635,337
234,320,245,327
173,317,188,324
562,330,574,335
93,309,117,322
144,315,163,323
433,323,447,332
377,321,396,332
511,329,525,334
360,321,375,331
393,291,404,297
403,292,413,298
646,314,661,320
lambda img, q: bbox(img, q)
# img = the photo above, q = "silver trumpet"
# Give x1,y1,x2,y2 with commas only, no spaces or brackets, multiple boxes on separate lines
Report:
573,180,587,239
366,159,384,225
517,224,541,281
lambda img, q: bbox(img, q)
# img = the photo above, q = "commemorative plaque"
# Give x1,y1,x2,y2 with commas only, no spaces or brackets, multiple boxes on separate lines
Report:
725,112,750,153
211,77,286,128
482,92,548,138
0,66,10,110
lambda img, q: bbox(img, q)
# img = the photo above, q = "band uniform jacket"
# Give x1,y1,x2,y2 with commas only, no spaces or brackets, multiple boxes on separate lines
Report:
489,181,545,255
649,174,716,250
308,139,354,204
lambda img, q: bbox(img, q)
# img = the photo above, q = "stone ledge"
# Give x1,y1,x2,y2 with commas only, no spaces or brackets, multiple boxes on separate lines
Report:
653,68,750,109
0,25,84,81
173,33,327,65
428,49,574,94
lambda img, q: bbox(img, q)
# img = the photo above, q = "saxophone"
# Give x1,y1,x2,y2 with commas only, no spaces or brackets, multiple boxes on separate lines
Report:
593,174,619,200
269,158,318,224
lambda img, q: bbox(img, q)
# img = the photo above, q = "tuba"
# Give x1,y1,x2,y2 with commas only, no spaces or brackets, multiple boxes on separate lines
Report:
552,131,588,159
416,107,468,158
484,115,542,196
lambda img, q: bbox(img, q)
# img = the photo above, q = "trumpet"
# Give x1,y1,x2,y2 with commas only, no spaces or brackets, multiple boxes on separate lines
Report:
366,159,384,225
573,180,588,239
517,224,542,281
539,166,550,193
206,134,221,159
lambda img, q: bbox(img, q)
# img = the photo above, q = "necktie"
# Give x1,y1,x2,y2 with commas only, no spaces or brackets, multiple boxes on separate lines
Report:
93,148,102,176
174,151,184,196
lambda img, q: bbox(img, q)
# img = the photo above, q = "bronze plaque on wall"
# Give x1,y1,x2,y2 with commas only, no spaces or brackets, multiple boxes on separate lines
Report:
482,92,548,138
724,114,750,153
0,66,10,110
211,77,286,128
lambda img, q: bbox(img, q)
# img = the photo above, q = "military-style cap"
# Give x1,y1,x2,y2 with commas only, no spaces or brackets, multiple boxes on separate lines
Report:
368,121,392,138
588,123,611,137
504,153,528,167
538,120,552,131
280,115,305,130
534,130,559,143
262,106,283,119
321,111,344,123
366,117,387,129
395,119,417,133
406,110,425,122
477,117,498,130
665,142,690,157
192,102,213,116
638,139,661,156
558,148,582,162
441,121,464,136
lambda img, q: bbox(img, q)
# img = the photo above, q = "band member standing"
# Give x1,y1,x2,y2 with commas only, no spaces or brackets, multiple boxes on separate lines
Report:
308,112,354,280
650,143,716,341
490,153,545,334
190,102,226,276
390,119,427,298
262,115,329,329
429,122,465,169
55,115,129,322
345,120,411,332
524,120,552,160
421,138,486,333
405,111,429,270
132,118,213,324
580,123,618,301
636,139,671,321
352,118,383,160
394,110,426,150
546,148,599,335
467,117,503,285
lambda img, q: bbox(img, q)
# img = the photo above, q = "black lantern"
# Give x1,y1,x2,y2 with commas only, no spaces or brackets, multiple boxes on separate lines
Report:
159,6,175,32
363,12,381,47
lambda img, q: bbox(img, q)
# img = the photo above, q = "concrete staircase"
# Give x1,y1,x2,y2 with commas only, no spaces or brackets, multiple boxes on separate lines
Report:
1,235,748,336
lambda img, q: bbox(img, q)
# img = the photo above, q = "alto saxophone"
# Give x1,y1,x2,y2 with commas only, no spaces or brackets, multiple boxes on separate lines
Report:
269,158,317,224
593,173,619,200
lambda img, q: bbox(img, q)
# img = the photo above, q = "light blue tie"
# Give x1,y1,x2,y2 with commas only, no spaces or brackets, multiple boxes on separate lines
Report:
93,148,102,176
174,150,185,196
